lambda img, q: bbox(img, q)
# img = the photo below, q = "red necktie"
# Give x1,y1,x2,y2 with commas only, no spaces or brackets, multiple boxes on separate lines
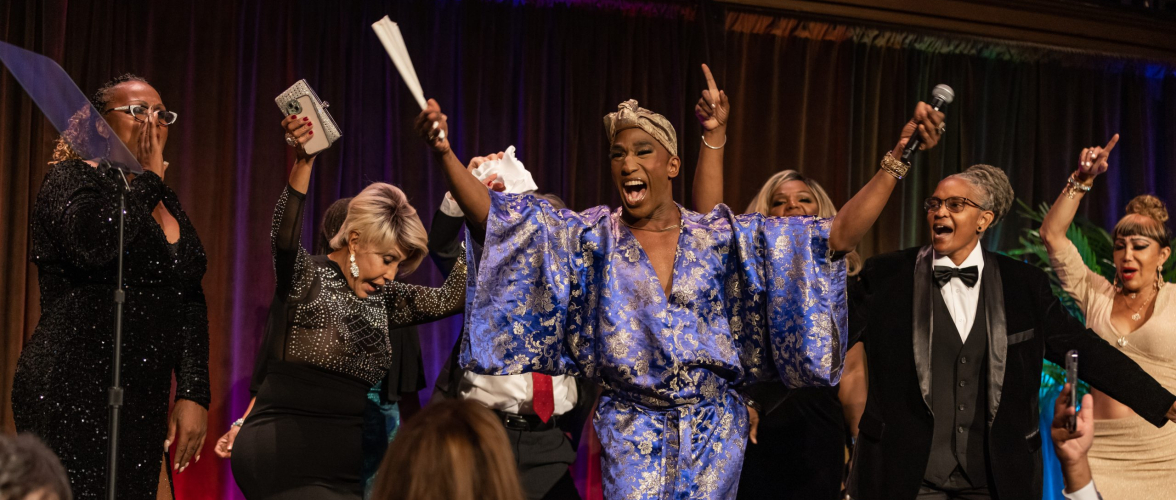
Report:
532,373,554,423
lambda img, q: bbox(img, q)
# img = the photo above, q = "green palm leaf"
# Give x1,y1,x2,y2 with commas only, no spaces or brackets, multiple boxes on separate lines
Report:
1011,199,1095,404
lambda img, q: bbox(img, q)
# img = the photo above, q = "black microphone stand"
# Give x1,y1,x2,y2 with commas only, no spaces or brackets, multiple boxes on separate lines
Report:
106,160,129,500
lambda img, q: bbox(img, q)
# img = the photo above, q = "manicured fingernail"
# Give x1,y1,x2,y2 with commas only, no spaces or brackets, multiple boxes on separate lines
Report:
290,115,296,119
302,117,309,121
164,440,171,449
432,121,439,130
308,131,313,135
174,463,179,471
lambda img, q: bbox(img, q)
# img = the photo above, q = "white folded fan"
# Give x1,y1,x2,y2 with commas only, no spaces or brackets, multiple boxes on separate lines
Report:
372,16,445,140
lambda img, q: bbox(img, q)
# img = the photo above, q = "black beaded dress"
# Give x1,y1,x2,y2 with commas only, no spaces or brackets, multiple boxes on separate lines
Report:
230,185,465,499
12,160,210,499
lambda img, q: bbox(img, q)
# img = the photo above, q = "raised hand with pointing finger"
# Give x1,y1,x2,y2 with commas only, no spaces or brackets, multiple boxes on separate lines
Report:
694,63,729,141
692,63,732,213
1075,134,1119,184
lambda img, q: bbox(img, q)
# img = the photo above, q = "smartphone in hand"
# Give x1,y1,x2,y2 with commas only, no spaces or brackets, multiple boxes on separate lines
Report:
1065,350,1079,432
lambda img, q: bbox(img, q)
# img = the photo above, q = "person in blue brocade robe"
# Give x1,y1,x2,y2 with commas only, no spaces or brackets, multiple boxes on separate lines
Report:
410,66,938,499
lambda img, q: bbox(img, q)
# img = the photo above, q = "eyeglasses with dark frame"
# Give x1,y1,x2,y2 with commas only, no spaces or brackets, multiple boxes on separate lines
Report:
923,196,986,213
102,104,178,126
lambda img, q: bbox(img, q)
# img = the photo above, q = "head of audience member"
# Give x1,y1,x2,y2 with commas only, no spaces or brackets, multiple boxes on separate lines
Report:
603,100,681,222
53,73,171,164
1112,195,1172,293
314,197,354,254
0,434,72,500
371,399,524,500
329,183,428,299
926,164,1013,264
525,191,568,211
746,169,861,274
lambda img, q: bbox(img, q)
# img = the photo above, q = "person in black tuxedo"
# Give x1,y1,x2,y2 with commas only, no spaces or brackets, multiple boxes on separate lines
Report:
846,164,1176,500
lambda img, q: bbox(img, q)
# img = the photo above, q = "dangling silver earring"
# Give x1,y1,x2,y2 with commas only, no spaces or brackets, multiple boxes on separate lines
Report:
349,252,360,278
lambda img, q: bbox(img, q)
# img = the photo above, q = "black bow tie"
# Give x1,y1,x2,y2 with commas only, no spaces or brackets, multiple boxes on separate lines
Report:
933,266,979,288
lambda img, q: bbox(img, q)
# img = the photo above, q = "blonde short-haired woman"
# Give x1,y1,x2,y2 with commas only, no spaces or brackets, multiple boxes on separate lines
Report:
229,115,467,499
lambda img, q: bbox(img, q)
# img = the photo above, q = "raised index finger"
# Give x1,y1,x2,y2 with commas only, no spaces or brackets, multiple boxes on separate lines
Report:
701,64,719,101
1102,133,1120,155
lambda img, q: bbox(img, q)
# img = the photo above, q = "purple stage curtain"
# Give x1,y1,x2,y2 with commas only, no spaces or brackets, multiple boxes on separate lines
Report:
2,1,1174,499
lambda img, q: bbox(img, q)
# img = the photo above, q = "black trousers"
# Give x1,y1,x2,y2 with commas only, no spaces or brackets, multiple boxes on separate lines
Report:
738,386,846,500
505,424,581,500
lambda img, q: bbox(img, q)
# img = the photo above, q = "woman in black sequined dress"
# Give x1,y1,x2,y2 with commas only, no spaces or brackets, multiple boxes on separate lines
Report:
12,75,209,499
229,115,465,499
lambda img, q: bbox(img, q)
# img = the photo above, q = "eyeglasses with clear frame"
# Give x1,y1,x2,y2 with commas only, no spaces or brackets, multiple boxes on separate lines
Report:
923,196,985,213
103,104,178,126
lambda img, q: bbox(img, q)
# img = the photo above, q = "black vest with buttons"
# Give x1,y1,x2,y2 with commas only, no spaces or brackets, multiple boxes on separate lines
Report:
924,283,989,487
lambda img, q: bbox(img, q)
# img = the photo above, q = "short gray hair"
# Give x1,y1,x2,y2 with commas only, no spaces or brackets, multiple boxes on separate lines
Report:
948,164,1014,226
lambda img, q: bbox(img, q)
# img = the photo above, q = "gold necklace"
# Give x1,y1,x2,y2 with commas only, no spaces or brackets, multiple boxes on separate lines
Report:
1114,288,1156,347
619,219,680,233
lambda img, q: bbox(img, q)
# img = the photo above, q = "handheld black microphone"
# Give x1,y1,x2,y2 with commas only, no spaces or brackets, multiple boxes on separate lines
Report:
900,84,955,164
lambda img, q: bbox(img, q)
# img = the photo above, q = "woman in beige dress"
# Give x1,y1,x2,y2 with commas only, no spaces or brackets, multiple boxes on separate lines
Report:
1040,134,1176,498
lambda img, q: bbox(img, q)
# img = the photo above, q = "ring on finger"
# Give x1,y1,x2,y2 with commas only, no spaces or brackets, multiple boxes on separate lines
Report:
710,102,716,109
937,123,946,133
285,134,297,147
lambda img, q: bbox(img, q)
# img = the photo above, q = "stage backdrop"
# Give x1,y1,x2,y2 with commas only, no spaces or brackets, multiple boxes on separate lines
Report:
2,0,1174,498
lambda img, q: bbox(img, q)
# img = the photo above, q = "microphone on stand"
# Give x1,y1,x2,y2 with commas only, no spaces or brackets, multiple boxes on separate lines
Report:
900,84,955,165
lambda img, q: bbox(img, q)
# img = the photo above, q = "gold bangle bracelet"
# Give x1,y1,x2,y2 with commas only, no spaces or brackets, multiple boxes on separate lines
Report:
880,152,909,180
1063,174,1093,199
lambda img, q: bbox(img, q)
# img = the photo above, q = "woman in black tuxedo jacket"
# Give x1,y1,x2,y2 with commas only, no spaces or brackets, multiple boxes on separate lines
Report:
846,164,1176,500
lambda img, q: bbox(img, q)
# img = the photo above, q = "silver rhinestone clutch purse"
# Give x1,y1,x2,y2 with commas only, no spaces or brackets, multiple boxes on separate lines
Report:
275,79,341,155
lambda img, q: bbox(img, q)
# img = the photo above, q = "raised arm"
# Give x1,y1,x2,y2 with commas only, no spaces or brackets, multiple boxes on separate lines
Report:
692,63,729,213
273,115,319,295
415,99,491,231
828,102,944,253
1040,134,1118,251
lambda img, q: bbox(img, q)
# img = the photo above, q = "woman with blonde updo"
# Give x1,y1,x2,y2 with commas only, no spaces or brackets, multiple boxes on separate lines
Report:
1041,134,1176,498
229,116,467,499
